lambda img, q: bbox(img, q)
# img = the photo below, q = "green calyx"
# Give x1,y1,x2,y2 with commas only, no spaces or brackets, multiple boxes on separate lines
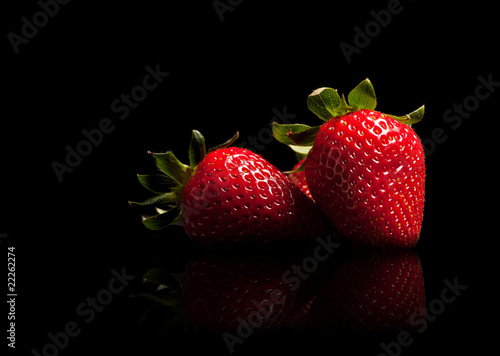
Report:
273,78,425,161
129,130,239,230
306,78,424,124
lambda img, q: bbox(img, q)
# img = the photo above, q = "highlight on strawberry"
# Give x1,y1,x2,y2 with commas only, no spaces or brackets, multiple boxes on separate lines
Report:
129,130,331,247
273,79,425,248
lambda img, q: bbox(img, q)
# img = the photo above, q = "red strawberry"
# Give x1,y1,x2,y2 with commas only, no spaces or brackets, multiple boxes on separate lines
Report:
307,250,426,332
306,109,425,247
288,158,313,200
273,79,425,247
130,130,330,247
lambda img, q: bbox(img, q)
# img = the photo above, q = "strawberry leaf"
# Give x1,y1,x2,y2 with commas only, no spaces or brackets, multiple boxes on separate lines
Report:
272,122,313,145
131,280,183,307
128,191,181,209
208,131,240,152
307,87,341,121
142,268,183,294
287,126,320,146
288,145,312,162
386,105,425,126
407,105,425,122
347,78,377,110
308,88,359,120
189,130,206,170
137,174,179,194
289,145,312,157
142,205,182,230
148,151,190,185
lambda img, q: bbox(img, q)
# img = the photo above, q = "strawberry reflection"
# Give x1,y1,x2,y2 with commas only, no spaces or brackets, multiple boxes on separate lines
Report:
183,253,319,333
133,247,426,338
133,249,330,336
307,250,426,332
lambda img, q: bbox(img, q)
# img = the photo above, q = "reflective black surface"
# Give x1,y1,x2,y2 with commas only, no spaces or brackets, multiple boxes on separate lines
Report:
131,242,429,352
4,1,495,355
123,231,479,355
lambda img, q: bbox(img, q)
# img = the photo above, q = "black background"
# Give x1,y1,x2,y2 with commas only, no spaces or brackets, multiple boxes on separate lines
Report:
2,0,497,355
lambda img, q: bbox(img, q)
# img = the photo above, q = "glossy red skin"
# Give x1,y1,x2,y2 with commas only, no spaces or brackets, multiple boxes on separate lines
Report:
288,158,313,200
305,110,425,248
182,147,330,246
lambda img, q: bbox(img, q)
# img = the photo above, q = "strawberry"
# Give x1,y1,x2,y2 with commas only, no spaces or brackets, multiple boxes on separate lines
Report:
287,158,313,200
129,130,330,247
307,250,426,332
273,79,425,248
